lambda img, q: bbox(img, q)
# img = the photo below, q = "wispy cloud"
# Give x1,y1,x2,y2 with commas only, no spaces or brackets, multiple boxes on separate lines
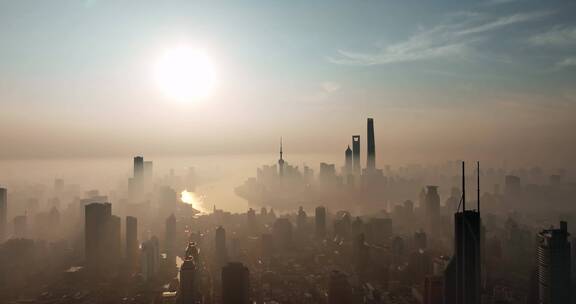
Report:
483,0,520,6
455,11,551,36
556,57,576,68
528,27,576,46
300,81,341,102
328,11,553,66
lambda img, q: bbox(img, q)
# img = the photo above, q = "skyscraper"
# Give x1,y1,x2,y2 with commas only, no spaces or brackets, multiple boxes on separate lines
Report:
352,135,360,174
141,236,160,281
133,156,144,179
366,118,376,170
222,262,250,304
0,187,6,242
344,145,352,175
85,202,112,270
215,226,228,269
180,242,200,304
278,137,285,178
535,221,571,304
315,206,326,239
444,162,481,304
126,216,138,271
130,156,145,197
108,215,121,266
424,185,441,234
165,214,177,266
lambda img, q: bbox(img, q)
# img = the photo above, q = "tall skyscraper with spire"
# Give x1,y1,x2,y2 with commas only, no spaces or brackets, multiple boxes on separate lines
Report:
0,187,6,242
278,137,285,177
366,118,376,171
352,135,360,175
444,162,481,304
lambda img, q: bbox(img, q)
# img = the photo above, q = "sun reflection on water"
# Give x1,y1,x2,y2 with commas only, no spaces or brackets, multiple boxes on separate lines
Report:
180,190,208,214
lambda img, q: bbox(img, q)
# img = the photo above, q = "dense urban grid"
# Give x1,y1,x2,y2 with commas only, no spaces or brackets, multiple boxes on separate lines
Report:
0,119,575,304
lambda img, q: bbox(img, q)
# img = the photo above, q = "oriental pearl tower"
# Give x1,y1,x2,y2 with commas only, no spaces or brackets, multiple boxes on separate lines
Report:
278,137,285,178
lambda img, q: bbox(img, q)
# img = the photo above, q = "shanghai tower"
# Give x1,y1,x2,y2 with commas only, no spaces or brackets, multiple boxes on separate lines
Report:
367,118,376,170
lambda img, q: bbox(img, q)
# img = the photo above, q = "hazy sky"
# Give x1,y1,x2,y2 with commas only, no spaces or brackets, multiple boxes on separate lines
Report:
1,0,575,166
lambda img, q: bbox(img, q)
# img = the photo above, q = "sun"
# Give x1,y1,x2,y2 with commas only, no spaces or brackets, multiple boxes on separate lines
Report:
153,45,217,101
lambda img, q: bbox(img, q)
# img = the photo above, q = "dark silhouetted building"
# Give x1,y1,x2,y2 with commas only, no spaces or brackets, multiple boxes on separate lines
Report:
424,185,441,233
141,236,160,281
352,135,360,175
129,156,145,197
445,208,481,304
278,138,285,178
222,262,250,304
126,216,138,270
180,242,200,304
216,226,228,268
535,221,571,304
134,156,144,179
0,187,6,241
328,270,353,304
366,118,375,170
444,163,481,304
85,202,112,270
109,215,121,266
315,206,327,239
165,214,176,266
345,145,352,176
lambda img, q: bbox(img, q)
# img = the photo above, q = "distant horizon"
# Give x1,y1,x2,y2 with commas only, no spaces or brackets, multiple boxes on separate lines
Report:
2,1,575,166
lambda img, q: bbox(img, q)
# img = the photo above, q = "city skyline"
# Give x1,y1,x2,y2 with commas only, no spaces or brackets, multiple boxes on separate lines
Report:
0,0,575,166
0,1,575,303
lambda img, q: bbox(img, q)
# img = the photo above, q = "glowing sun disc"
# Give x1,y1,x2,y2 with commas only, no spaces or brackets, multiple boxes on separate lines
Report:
154,46,217,101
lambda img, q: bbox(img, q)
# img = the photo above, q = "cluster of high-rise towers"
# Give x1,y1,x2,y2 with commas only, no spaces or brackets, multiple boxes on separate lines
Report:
0,118,574,304
343,118,377,177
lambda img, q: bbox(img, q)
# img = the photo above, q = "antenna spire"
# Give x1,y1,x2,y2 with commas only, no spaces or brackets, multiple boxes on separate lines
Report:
462,161,466,212
477,161,480,214
280,137,283,160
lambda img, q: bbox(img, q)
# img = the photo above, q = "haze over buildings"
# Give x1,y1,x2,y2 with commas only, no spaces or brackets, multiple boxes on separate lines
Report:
0,0,575,303
0,0,575,167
